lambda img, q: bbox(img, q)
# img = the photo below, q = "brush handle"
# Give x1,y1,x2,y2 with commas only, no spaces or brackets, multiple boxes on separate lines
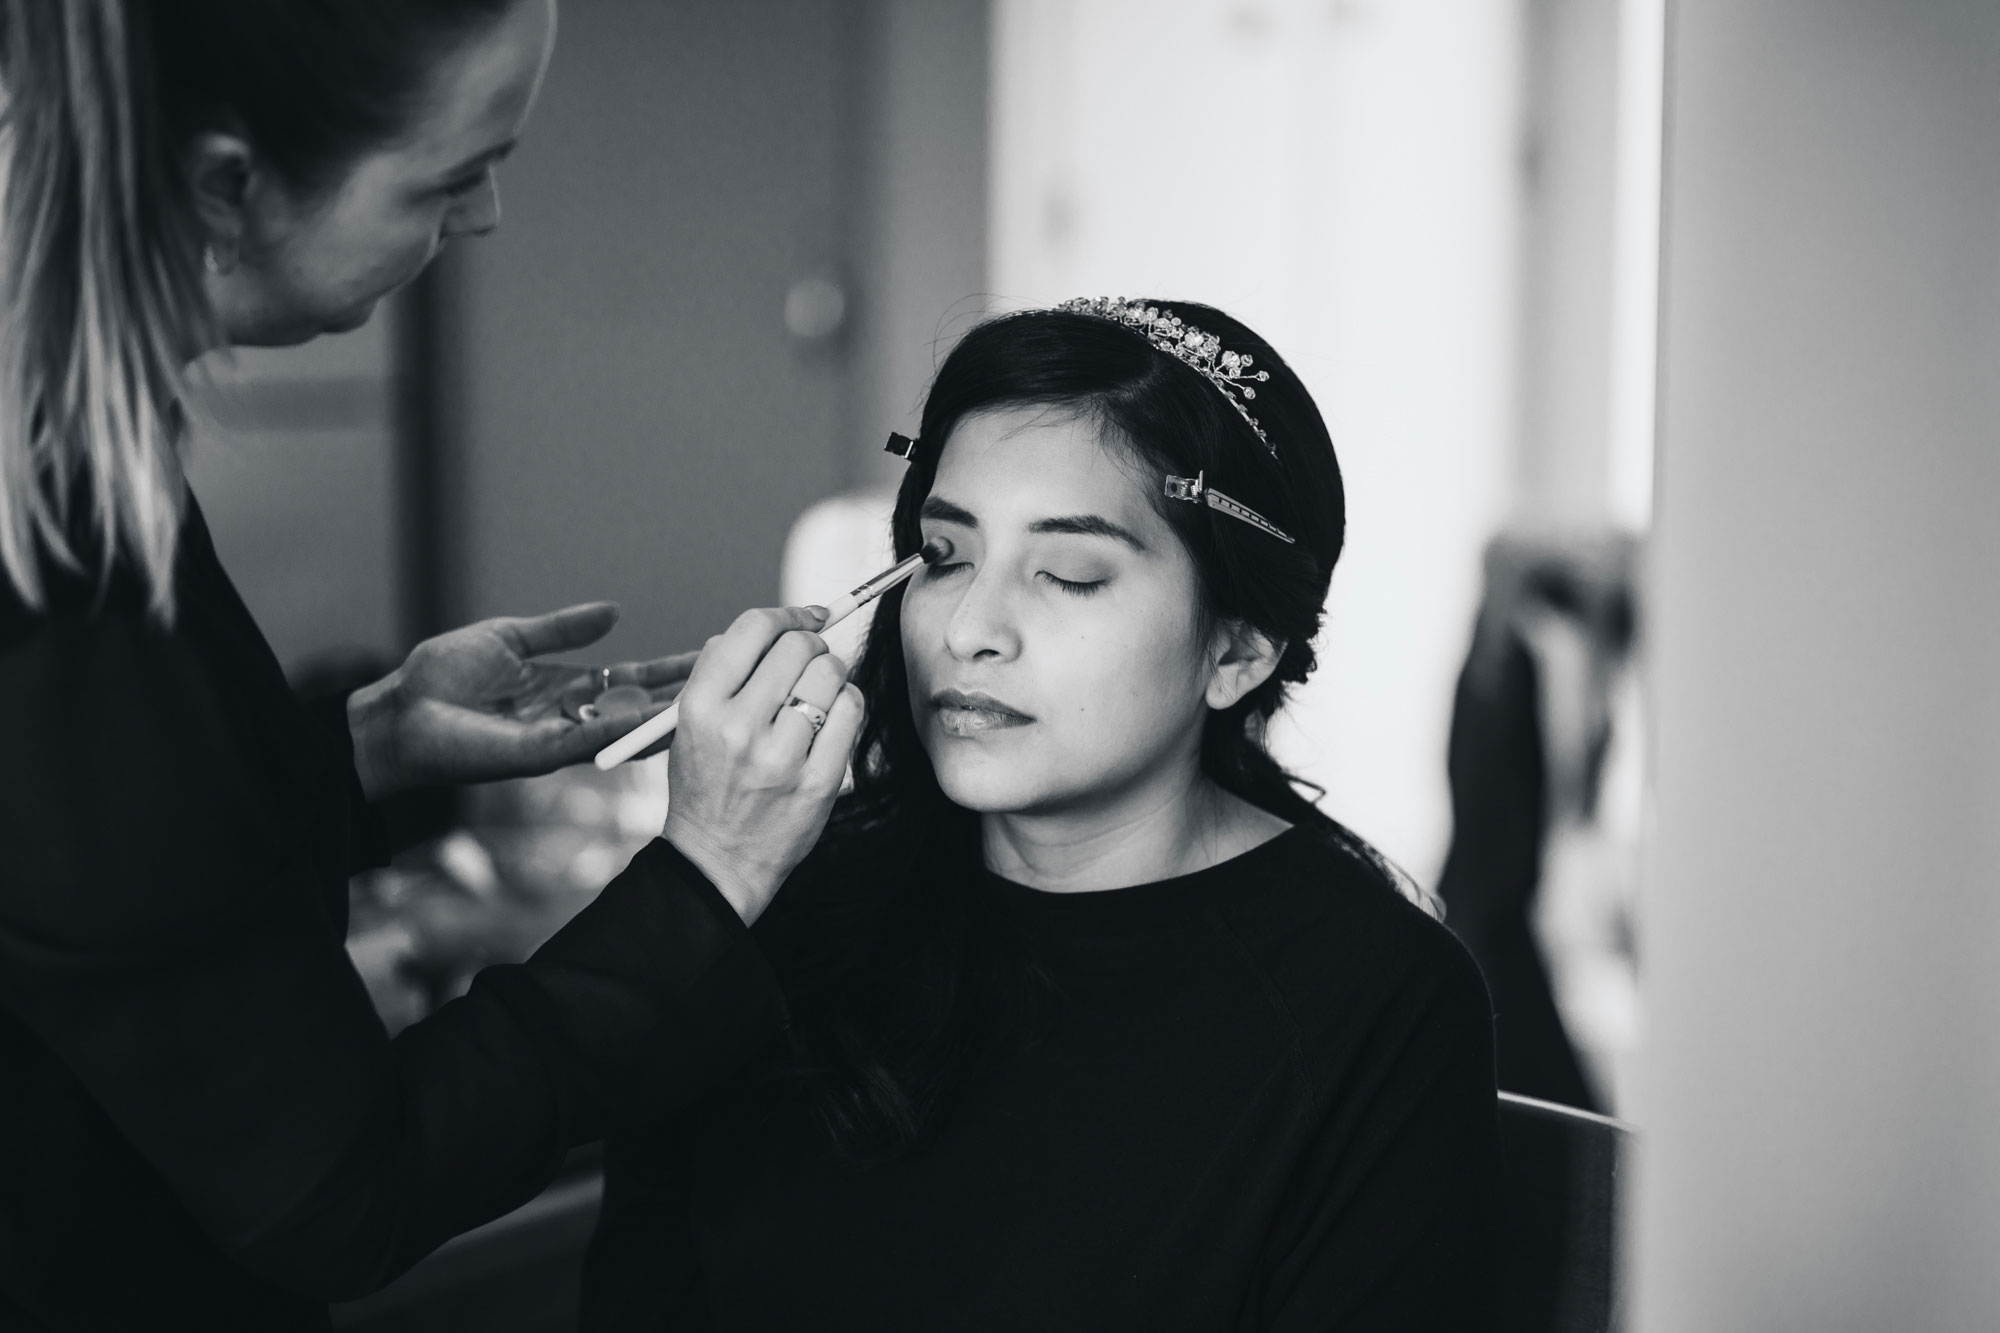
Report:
816,549,926,626
592,550,931,770
593,699,679,770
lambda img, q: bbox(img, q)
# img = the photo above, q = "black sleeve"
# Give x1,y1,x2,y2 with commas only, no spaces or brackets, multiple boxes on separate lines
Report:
1258,933,1504,1332
0,612,786,1302
573,847,852,1333
579,1122,713,1333
296,687,396,873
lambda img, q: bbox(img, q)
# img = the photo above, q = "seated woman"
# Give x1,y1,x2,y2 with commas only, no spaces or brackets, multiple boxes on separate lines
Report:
582,299,1501,1332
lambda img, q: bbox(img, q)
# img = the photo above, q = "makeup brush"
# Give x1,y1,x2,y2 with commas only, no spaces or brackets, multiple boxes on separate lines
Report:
593,537,955,770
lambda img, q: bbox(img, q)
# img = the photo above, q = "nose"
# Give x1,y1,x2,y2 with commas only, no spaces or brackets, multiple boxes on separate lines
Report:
941,566,1021,663
445,174,501,239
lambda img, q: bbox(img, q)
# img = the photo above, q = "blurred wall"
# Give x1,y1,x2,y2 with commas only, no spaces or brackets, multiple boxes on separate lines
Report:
444,0,988,660
1514,0,1663,533
1634,1,2000,1327
846,0,991,490
186,309,402,672
1516,0,1617,527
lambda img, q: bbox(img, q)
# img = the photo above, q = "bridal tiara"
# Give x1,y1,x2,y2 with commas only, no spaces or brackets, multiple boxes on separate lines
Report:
883,297,1297,545
1060,297,1293,544
1056,296,1274,453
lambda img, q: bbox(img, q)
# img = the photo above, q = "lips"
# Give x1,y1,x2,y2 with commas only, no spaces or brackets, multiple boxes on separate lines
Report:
931,688,1034,735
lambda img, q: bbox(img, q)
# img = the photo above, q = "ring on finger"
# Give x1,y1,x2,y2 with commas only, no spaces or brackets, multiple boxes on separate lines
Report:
783,695,829,735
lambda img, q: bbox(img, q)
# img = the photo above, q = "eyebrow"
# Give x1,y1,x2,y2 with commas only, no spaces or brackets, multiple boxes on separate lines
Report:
920,496,979,527
441,139,518,180
920,495,1148,553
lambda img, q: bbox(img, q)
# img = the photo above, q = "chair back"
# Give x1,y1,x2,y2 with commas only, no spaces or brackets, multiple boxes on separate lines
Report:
1497,1091,1632,1333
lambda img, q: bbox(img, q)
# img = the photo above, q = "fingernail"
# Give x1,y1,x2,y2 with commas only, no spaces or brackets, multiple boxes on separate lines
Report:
805,605,829,623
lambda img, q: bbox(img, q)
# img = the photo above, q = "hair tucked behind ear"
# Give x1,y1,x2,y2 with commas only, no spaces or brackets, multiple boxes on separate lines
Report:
0,0,208,621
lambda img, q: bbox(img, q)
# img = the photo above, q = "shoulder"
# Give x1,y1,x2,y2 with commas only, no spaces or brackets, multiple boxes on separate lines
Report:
0,493,219,651
1210,829,1493,1085
0,553,192,739
748,833,903,999
0,511,291,945
0,550,146,652
0,497,242,703
752,811,981,1005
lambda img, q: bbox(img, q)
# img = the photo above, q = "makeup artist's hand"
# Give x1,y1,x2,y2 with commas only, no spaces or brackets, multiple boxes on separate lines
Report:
346,602,695,800
662,606,865,925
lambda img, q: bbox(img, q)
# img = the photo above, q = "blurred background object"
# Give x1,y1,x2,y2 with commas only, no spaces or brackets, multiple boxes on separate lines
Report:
1438,531,1642,1116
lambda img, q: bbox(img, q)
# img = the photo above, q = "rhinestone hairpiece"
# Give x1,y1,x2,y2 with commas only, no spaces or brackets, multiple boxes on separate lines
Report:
882,304,1296,543
1057,296,1274,452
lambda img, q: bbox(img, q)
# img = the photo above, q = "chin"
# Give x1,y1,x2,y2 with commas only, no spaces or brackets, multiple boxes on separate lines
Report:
232,301,377,348
929,748,1079,816
321,301,379,335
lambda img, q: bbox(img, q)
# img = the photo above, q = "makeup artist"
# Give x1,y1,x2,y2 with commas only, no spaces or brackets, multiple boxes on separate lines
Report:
0,3,862,1329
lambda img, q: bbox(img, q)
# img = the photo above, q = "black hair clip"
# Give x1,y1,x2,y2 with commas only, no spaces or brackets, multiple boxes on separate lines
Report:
885,432,919,461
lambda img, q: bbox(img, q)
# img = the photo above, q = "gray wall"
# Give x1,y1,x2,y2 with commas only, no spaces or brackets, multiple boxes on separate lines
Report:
187,308,401,673
445,0,849,660
1515,0,1619,526
1635,2,2000,1326
845,0,990,491
444,0,989,660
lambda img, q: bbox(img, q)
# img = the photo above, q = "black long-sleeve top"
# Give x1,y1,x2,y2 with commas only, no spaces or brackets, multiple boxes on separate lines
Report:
0,500,786,1331
584,826,1502,1332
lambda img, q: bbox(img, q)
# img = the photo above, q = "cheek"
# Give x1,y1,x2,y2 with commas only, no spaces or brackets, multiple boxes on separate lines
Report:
898,589,944,687
352,215,443,289
293,197,443,297
1041,606,1208,747
1090,638,1192,724
899,588,965,737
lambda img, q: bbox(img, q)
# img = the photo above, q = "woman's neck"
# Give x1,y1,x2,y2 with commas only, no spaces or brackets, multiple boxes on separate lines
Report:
980,773,1290,894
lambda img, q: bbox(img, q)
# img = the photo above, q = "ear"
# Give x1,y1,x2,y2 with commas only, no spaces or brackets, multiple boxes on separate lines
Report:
1204,618,1287,711
182,130,257,271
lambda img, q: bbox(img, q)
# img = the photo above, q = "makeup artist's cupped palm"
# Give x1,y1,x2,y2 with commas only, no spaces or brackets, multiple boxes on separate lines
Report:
347,601,693,800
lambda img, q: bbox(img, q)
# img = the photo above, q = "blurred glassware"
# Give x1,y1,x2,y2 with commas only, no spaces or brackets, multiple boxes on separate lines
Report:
345,754,671,1031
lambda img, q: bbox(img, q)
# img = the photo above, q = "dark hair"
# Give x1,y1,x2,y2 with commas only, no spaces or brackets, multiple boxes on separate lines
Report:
776,301,1411,1163
0,0,517,621
151,0,522,192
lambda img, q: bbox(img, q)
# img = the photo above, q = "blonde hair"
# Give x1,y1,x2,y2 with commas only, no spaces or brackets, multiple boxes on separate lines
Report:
0,0,214,622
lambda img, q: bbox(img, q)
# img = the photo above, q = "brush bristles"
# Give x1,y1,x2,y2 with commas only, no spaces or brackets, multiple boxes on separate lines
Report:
919,537,954,564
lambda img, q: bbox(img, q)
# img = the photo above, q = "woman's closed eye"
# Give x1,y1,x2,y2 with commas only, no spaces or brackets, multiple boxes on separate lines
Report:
1038,571,1104,596
922,560,1104,597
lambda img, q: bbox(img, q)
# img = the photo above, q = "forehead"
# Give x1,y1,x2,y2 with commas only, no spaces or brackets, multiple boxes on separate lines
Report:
931,406,1166,536
384,0,555,170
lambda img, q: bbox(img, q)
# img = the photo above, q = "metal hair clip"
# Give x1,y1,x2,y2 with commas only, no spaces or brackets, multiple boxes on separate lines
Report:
885,431,919,460
1165,471,1295,544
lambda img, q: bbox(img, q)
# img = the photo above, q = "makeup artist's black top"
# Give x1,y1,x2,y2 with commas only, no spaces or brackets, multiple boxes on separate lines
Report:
0,499,784,1331
583,826,1502,1332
